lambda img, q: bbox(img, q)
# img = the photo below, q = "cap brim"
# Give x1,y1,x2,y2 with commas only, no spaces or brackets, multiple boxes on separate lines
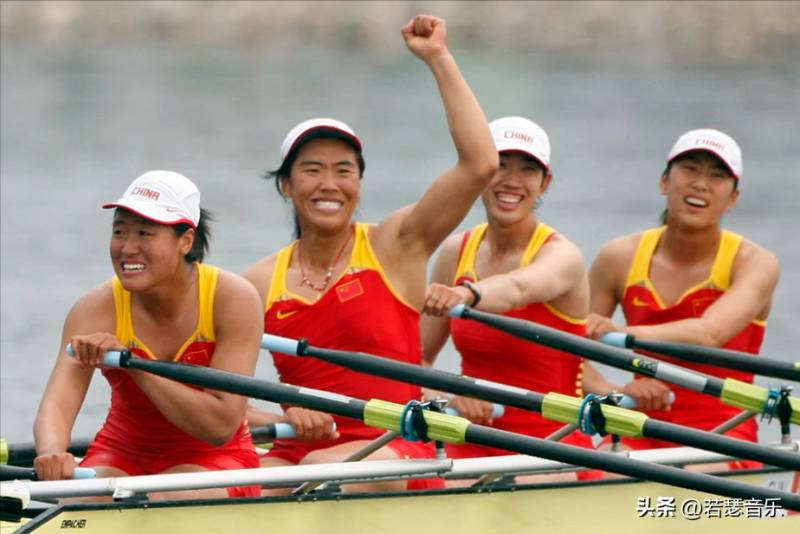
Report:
283,126,362,162
496,143,550,170
668,148,739,180
103,200,196,228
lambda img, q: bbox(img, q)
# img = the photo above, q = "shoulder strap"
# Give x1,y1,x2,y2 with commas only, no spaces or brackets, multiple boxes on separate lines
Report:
196,264,218,341
624,227,664,289
709,230,742,290
520,222,556,266
266,243,295,310
453,223,488,283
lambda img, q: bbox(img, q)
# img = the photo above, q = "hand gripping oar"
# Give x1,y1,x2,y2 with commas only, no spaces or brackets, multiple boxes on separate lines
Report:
449,305,800,429
64,346,800,510
0,465,96,481
602,332,800,383
0,424,321,468
260,334,800,471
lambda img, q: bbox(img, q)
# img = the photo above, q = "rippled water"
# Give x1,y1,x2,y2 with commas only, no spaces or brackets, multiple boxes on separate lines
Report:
1,42,798,445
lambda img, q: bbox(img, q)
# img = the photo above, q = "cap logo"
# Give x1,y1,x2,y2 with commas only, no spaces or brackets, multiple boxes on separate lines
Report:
695,138,726,152
130,187,161,201
504,130,534,145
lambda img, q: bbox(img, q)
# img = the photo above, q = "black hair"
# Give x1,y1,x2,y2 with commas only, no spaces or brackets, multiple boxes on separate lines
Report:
265,129,365,239
658,156,738,225
172,207,212,263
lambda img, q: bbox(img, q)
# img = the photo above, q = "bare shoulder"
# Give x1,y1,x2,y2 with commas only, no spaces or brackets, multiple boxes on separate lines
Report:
540,232,585,266
592,232,642,271
733,237,780,280
241,252,280,303
66,280,115,332
437,232,467,265
216,268,263,301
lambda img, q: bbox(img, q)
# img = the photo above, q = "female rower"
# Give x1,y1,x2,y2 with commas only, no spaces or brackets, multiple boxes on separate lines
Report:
244,15,497,492
34,170,264,499
421,116,599,482
584,129,780,470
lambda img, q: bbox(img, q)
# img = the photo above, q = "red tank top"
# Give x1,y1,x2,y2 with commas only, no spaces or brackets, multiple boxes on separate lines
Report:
264,223,423,440
621,227,765,436
96,264,255,456
450,223,586,438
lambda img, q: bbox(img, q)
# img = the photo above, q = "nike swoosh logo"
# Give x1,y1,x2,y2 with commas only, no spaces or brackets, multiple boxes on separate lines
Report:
276,309,298,320
632,296,649,307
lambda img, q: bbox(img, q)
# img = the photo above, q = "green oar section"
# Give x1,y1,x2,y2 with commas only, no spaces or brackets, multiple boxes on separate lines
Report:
260,334,800,471
85,350,800,510
451,305,800,426
602,332,800,382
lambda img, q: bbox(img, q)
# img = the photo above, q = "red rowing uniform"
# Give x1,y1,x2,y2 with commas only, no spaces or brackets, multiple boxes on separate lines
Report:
617,227,764,469
449,223,598,471
80,264,260,497
263,223,441,489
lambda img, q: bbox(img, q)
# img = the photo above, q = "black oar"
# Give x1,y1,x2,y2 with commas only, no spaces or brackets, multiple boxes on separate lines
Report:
602,332,800,383
449,305,800,427
68,348,800,510
260,334,800,471
0,424,303,468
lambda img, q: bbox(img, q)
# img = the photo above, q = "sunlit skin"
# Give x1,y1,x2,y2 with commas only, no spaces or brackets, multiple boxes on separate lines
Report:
110,210,195,295
281,138,362,239
481,151,552,229
660,152,739,232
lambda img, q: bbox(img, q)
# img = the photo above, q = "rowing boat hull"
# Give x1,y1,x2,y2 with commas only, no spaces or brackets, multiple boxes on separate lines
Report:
6,469,797,533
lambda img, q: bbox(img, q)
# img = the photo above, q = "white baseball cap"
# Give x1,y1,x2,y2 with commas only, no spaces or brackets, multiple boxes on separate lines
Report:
103,170,201,228
490,116,551,170
280,118,362,162
667,129,742,180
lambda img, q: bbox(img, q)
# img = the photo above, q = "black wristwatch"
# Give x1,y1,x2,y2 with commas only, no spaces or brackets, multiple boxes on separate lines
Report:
461,280,482,307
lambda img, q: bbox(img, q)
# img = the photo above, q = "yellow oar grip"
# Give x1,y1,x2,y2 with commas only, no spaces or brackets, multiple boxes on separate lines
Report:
721,379,800,425
364,399,470,444
0,438,8,465
541,393,648,437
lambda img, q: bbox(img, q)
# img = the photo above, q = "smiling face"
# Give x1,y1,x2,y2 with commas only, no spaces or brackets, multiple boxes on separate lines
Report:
110,209,194,291
482,151,552,225
660,151,739,229
281,137,361,236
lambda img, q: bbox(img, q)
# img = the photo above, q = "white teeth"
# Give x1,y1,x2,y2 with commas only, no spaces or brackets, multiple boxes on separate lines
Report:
313,200,343,211
122,263,144,271
685,197,708,207
496,192,522,204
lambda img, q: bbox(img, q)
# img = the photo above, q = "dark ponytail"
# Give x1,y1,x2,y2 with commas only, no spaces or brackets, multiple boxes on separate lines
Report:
173,207,212,263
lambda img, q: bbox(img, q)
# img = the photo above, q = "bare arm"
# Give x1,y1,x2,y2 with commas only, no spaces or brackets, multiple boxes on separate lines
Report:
625,243,779,346
421,235,461,366
373,15,497,271
129,271,263,445
473,237,585,313
34,284,113,480
586,237,635,339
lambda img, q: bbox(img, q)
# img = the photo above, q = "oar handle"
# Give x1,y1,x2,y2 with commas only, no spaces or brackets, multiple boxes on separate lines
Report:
617,392,675,409
261,334,300,355
65,344,128,367
444,404,505,419
0,465,96,481
269,422,338,439
600,332,634,349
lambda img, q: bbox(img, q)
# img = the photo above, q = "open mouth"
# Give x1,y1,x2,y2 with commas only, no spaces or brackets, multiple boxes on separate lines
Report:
121,263,145,272
684,196,708,208
312,199,344,212
494,191,524,207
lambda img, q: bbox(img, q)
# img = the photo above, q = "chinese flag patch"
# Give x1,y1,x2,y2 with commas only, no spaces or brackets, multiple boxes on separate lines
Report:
336,279,365,303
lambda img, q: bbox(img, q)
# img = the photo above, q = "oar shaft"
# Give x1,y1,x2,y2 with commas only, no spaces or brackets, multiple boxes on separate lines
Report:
464,426,800,509
632,336,799,382
265,335,799,470
455,306,727,395
300,343,544,412
91,352,800,511
642,419,800,470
